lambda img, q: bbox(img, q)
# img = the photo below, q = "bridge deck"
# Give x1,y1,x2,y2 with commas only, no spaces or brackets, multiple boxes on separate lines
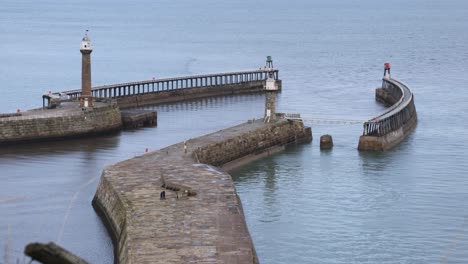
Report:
46,68,279,100
284,113,365,125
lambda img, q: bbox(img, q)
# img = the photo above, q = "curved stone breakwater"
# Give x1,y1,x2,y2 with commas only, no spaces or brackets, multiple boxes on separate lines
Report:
358,77,417,151
92,118,312,264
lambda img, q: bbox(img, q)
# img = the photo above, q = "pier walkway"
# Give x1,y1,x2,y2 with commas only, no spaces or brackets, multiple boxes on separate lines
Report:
93,118,311,263
362,78,414,136
358,75,417,151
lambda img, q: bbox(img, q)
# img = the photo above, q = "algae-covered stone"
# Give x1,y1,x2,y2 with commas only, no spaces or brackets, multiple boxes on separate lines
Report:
320,134,333,150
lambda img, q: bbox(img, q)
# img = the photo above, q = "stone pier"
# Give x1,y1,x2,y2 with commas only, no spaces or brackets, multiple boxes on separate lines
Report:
92,118,312,263
0,102,122,144
358,66,417,151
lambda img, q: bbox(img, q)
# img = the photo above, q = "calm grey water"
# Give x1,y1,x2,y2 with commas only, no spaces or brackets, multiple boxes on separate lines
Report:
1,0,468,263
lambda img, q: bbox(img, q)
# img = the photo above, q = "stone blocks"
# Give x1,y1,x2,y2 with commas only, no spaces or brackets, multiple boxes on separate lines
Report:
0,105,122,144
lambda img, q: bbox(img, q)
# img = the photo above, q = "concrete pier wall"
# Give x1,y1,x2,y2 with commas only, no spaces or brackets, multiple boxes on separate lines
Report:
195,120,310,167
115,81,281,109
357,115,417,151
358,78,417,151
92,118,311,264
0,104,122,144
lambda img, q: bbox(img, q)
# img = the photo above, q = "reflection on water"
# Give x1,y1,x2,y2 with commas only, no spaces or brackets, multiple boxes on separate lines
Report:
0,94,265,263
0,134,121,157
2,0,468,263
232,137,468,263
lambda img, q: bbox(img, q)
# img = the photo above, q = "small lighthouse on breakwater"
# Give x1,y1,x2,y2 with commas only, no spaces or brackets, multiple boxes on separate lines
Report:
264,56,279,123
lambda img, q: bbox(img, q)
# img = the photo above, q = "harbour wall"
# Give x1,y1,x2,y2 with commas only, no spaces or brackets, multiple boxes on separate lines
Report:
358,78,417,151
0,79,281,144
0,104,122,144
92,118,311,264
115,80,281,109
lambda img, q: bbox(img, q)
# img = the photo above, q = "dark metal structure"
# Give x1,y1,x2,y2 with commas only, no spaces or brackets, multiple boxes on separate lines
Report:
362,77,416,137
49,69,279,100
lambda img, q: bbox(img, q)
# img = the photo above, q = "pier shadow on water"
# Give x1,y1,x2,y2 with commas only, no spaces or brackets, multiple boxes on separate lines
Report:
0,134,121,158
0,93,266,263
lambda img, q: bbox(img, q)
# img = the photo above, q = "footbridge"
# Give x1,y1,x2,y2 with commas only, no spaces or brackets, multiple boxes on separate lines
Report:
284,113,365,125
358,64,417,150
43,68,280,109
285,64,417,151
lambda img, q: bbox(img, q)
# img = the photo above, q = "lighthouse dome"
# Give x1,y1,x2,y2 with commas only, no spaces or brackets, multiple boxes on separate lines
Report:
80,31,92,51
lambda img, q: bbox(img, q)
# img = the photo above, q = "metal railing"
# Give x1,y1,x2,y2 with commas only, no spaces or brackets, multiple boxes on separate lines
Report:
362,78,416,136
53,68,279,99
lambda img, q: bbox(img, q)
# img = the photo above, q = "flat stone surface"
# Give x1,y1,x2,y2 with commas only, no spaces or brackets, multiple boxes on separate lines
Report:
100,120,279,263
95,118,311,263
18,101,111,119
121,110,157,128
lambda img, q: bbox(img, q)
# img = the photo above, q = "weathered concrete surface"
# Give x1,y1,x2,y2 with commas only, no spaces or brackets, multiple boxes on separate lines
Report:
375,87,400,106
93,118,311,264
320,135,333,150
121,110,157,129
358,114,417,151
0,102,122,144
116,81,270,109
